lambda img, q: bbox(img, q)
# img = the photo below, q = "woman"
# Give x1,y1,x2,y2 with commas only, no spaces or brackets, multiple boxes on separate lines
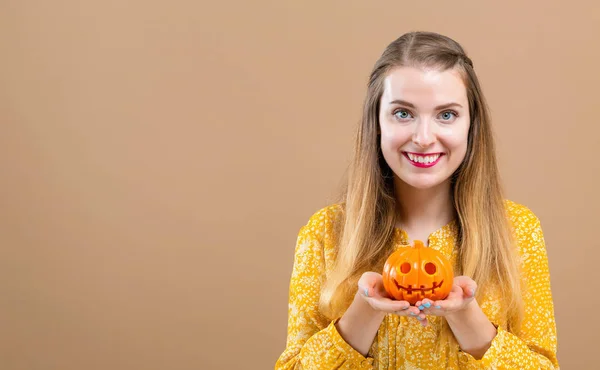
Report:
275,31,558,369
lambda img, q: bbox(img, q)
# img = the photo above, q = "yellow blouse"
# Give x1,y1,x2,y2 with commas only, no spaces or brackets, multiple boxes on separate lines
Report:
275,200,558,369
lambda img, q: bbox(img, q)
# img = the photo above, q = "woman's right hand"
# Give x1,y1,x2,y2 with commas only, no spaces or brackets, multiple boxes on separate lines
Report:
357,271,424,319
335,271,425,355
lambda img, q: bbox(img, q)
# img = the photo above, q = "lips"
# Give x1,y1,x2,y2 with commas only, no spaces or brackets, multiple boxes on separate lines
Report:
393,280,444,295
402,152,444,168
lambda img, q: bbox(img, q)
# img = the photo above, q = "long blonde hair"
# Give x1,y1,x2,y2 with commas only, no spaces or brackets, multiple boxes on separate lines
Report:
319,31,524,342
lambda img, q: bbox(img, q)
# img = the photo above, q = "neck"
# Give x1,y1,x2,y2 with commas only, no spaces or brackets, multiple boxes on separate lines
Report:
394,178,456,232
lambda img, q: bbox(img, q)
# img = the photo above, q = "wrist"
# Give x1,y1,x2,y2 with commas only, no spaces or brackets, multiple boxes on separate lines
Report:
445,299,478,325
349,291,387,320
338,293,385,330
335,292,387,356
444,299,497,359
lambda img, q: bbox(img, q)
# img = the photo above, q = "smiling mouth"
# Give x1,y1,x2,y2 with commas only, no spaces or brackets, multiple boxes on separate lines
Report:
402,152,444,167
394,280,444,295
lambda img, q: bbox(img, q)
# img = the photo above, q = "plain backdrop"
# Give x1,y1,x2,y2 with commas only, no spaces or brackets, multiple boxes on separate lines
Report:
2,1,599,369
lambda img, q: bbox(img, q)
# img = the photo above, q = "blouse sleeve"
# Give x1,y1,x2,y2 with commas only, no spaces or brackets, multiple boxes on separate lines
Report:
275,210,374,370
459,213,559,369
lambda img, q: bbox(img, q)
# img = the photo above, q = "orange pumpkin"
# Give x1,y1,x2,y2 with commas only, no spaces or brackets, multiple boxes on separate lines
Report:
382,240,454,305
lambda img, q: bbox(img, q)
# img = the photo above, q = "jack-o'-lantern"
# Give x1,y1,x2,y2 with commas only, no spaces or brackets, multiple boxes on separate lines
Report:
382,240,453,305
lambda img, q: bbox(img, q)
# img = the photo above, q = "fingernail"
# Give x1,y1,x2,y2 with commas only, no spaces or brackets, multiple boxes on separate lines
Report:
424,302,431,308
418,305,424,310
416,316,423,321
435,305,441,309
364,288,369,297
410,312,417,316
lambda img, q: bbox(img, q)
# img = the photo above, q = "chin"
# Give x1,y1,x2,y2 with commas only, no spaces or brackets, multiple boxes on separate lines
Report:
399,176,448,190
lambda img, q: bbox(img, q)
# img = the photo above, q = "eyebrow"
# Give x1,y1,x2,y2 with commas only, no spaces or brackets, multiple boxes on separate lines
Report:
388,99,463,110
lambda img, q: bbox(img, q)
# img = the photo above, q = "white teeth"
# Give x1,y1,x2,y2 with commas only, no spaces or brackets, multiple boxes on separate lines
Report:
407,153,440,164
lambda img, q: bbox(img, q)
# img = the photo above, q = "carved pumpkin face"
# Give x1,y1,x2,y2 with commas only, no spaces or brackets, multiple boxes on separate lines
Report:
382,240,453,304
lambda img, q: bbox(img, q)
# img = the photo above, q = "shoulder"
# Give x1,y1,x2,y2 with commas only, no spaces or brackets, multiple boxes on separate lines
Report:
300,203,344,242
294,204,344,256
292,204,344,266
503,199,547,257
503,199,542,233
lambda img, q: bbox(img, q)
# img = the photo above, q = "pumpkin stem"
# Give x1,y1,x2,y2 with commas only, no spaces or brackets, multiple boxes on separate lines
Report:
413,240,425,248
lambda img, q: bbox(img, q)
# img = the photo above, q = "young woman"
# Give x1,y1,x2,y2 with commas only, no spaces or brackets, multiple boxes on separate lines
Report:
275,31,558,369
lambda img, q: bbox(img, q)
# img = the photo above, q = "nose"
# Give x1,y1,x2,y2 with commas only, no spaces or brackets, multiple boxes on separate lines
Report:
412,120,436,148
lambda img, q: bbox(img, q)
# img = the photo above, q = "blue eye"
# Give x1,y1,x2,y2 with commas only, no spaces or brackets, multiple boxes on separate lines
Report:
394,110,412,120
439,111,457,121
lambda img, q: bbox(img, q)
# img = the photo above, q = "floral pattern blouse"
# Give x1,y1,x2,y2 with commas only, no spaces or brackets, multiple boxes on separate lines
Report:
275,200,558,369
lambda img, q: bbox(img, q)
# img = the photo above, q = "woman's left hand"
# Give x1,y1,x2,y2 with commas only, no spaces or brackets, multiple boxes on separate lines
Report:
412,275,477,327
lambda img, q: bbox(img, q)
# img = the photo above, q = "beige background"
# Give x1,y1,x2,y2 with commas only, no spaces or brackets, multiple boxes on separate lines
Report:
1,1,599,369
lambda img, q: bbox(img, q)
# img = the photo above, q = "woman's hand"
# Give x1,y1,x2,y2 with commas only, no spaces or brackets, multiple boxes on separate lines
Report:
336,271,423,355
412,276,478,326
357,271,422,318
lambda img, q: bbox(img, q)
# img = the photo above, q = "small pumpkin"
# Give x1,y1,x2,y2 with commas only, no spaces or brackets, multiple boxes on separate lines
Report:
382,240,454,304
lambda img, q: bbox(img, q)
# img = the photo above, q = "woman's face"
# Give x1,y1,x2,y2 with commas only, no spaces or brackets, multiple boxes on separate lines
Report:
379,66,471,190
